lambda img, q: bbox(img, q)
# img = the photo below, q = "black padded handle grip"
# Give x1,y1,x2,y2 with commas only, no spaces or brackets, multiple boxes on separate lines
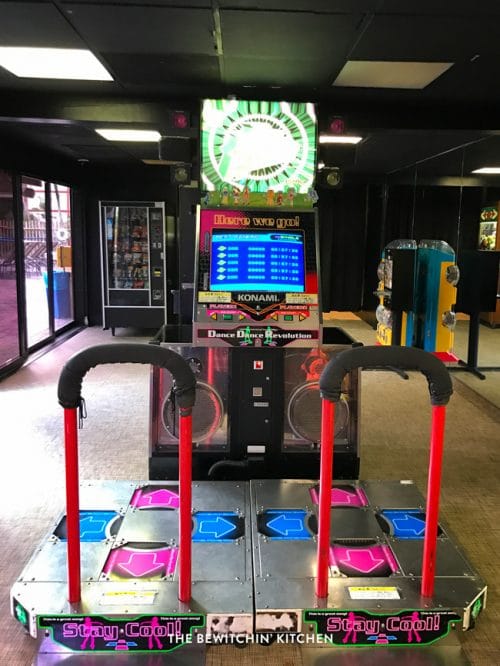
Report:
57,343,196,410
319,345,452,406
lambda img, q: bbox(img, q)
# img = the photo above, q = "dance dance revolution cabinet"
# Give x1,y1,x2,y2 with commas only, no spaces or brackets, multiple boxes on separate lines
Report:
150,98,359,481
100,201,167,334
149,207,360,481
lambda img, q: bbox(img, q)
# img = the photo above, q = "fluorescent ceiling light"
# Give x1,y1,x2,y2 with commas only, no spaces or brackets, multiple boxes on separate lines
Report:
96,129,161,142
333,61,453,89
319,135,363,144
0,47,112,80
471,167,500,174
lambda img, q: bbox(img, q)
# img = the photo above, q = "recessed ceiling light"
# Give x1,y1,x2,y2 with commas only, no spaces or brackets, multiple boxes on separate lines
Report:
0,47,112,80
471,167,500,174
319,135,363,144
96,129,161,142
333,61,453,89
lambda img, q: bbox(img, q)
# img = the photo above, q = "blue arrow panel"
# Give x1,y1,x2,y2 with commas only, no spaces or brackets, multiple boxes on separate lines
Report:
380,510,428,539
54,511,120,542
261,509,311,540
192,511,243,542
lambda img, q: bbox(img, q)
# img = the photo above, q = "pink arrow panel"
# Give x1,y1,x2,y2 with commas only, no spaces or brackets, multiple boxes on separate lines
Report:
130,486,180,510
329,544,398,577
102,546,179,580
310,484,368,507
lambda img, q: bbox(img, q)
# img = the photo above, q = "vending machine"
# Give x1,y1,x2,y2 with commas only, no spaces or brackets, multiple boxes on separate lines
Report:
100,201,167,334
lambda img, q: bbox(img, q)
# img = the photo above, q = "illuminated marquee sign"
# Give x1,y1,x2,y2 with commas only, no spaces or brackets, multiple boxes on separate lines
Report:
38,614,205,653
304,609,461,646
201,99,317,196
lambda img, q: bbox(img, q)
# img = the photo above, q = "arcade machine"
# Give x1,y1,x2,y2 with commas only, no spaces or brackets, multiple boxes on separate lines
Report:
149,98,360,482
149,206,360,481
376,239,459,361
10,98,486,663
415,240,460,360
375,239,418,347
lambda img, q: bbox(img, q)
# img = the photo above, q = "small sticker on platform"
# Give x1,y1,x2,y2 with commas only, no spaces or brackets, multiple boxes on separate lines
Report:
100,590,157,605
348,587,401,600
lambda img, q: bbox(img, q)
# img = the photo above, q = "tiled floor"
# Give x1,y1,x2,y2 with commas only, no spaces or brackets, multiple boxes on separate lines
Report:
0,322,499,665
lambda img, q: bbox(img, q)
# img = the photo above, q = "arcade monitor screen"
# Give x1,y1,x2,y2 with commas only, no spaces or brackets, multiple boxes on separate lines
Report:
201,99,317,194
209,229,306,292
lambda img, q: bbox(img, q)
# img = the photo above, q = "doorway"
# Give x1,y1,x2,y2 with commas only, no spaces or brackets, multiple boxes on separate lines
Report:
0,173,74,377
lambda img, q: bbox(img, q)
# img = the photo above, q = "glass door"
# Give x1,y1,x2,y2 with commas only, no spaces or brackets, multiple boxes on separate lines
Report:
0,170,20,369
22,177,50,348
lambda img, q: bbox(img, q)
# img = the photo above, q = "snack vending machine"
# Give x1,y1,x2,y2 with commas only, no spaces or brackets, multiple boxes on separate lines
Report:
100,201,167,334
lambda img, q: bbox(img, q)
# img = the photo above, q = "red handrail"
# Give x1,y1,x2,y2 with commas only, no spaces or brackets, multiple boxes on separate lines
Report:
63,408,194,604
316,398,448,600
64,407,81,603
178,411,193,602
421,405,447,597
316,400,335,598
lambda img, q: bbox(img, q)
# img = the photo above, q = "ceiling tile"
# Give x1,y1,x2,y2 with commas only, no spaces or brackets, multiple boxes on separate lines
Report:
221,10,361,61
64,4,215,54
104,53,220,86
223,56,334,87
353,15,489,61
219,0,378,9
379,0,500,16
62,0,211,5
0,1,84,48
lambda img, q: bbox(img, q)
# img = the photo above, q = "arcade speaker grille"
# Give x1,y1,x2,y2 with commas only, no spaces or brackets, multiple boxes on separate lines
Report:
282,347,359,457
161,380,223,443
150,346,229,453
287,381,350,442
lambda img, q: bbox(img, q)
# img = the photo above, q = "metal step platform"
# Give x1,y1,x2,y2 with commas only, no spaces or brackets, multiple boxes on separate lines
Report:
11,477,486,663
10,344,488,665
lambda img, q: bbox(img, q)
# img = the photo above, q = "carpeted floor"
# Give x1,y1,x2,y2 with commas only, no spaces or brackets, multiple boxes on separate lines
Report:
0,322,498,665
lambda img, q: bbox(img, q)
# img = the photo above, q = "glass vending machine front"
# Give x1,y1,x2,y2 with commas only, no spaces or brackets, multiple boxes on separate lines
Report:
106,206,150,301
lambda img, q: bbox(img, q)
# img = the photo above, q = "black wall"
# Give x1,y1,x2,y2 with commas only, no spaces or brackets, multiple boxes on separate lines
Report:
1,131,495,324
318,182,489,313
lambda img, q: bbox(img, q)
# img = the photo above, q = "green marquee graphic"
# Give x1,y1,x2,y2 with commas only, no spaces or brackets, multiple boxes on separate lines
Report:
201,99,317,195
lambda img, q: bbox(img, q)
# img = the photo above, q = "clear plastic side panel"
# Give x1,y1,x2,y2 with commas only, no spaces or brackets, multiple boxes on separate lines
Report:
151,345,229,452
282,346,359,454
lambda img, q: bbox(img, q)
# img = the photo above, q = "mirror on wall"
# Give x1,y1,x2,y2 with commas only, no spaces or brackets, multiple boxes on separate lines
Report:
387,137,500,384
